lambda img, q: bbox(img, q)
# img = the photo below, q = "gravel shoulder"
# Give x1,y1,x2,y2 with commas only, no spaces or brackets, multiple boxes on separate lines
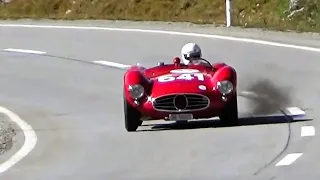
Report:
0,113,16,158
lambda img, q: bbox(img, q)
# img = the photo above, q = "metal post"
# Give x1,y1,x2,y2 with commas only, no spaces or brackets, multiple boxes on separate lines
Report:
226,0,231,27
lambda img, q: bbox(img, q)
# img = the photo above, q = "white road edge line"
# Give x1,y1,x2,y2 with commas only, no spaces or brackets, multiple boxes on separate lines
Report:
3,48,46,55
0,24,320,53
0,106,37,174
301,126,315,137
94,60,130,69
286,107,306,116
276,153,303,166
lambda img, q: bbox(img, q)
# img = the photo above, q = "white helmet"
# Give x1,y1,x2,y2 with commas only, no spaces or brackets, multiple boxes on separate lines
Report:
181,42,202,65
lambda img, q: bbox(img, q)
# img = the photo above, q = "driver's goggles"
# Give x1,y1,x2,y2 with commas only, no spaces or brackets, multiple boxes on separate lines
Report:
184,53,201,60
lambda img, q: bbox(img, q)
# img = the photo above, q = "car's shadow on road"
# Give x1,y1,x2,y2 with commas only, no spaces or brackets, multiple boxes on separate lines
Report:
138,114,313,132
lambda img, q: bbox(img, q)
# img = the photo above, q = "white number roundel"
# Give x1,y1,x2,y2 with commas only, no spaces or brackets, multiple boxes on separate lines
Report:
157,73,204,82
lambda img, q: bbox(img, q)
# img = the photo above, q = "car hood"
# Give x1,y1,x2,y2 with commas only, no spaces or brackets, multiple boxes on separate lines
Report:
150,72,214,97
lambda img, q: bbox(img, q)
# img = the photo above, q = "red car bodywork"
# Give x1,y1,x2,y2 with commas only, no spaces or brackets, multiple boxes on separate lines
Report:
123,57,237,122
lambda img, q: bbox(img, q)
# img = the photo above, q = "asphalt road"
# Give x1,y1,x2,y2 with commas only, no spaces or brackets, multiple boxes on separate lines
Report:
0,20,318,180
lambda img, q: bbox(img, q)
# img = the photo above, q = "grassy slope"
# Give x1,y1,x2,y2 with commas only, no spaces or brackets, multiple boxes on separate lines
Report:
0,0,319,32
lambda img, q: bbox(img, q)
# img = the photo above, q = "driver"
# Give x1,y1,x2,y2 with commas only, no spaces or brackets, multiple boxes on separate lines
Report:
180,42,207,66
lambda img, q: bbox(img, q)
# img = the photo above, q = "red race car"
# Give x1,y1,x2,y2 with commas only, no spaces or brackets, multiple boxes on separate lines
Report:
123,57,238,132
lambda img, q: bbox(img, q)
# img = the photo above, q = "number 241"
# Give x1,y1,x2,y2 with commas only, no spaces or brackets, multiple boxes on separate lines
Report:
157,73,204,82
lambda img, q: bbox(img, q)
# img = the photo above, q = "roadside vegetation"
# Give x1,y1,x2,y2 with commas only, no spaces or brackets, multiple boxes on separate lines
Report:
0,0,319,32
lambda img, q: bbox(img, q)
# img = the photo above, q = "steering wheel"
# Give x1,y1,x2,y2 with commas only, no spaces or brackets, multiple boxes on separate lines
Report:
189,58,213,67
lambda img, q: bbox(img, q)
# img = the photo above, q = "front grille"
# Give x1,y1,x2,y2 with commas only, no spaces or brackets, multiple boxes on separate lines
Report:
152,94,210,112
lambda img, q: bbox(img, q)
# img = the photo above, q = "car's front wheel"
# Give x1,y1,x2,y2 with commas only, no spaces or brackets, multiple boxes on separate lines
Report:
123,96,142,132
219,92,239,126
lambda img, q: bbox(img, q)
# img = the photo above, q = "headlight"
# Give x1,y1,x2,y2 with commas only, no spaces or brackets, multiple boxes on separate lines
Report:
128,84,144,99
217,80,233,94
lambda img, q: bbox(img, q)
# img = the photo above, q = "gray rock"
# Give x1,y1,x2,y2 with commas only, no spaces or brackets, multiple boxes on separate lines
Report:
290,0,301,11
0,0,11,3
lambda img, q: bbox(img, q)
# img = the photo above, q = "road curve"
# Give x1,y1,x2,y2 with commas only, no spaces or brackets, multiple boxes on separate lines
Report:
0,20,319,180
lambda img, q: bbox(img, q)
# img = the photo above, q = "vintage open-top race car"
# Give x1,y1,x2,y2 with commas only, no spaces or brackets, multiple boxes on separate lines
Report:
123,57,238,132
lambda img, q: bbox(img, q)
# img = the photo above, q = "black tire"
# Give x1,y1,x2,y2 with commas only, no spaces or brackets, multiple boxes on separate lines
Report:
219,91,239,126
123,96,142,132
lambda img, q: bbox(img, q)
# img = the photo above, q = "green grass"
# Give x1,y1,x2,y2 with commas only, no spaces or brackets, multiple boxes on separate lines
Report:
0,0,319,32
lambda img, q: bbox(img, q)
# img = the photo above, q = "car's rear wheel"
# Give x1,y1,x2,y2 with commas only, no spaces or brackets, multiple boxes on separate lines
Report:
219,91,239,126
123,96,142,132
